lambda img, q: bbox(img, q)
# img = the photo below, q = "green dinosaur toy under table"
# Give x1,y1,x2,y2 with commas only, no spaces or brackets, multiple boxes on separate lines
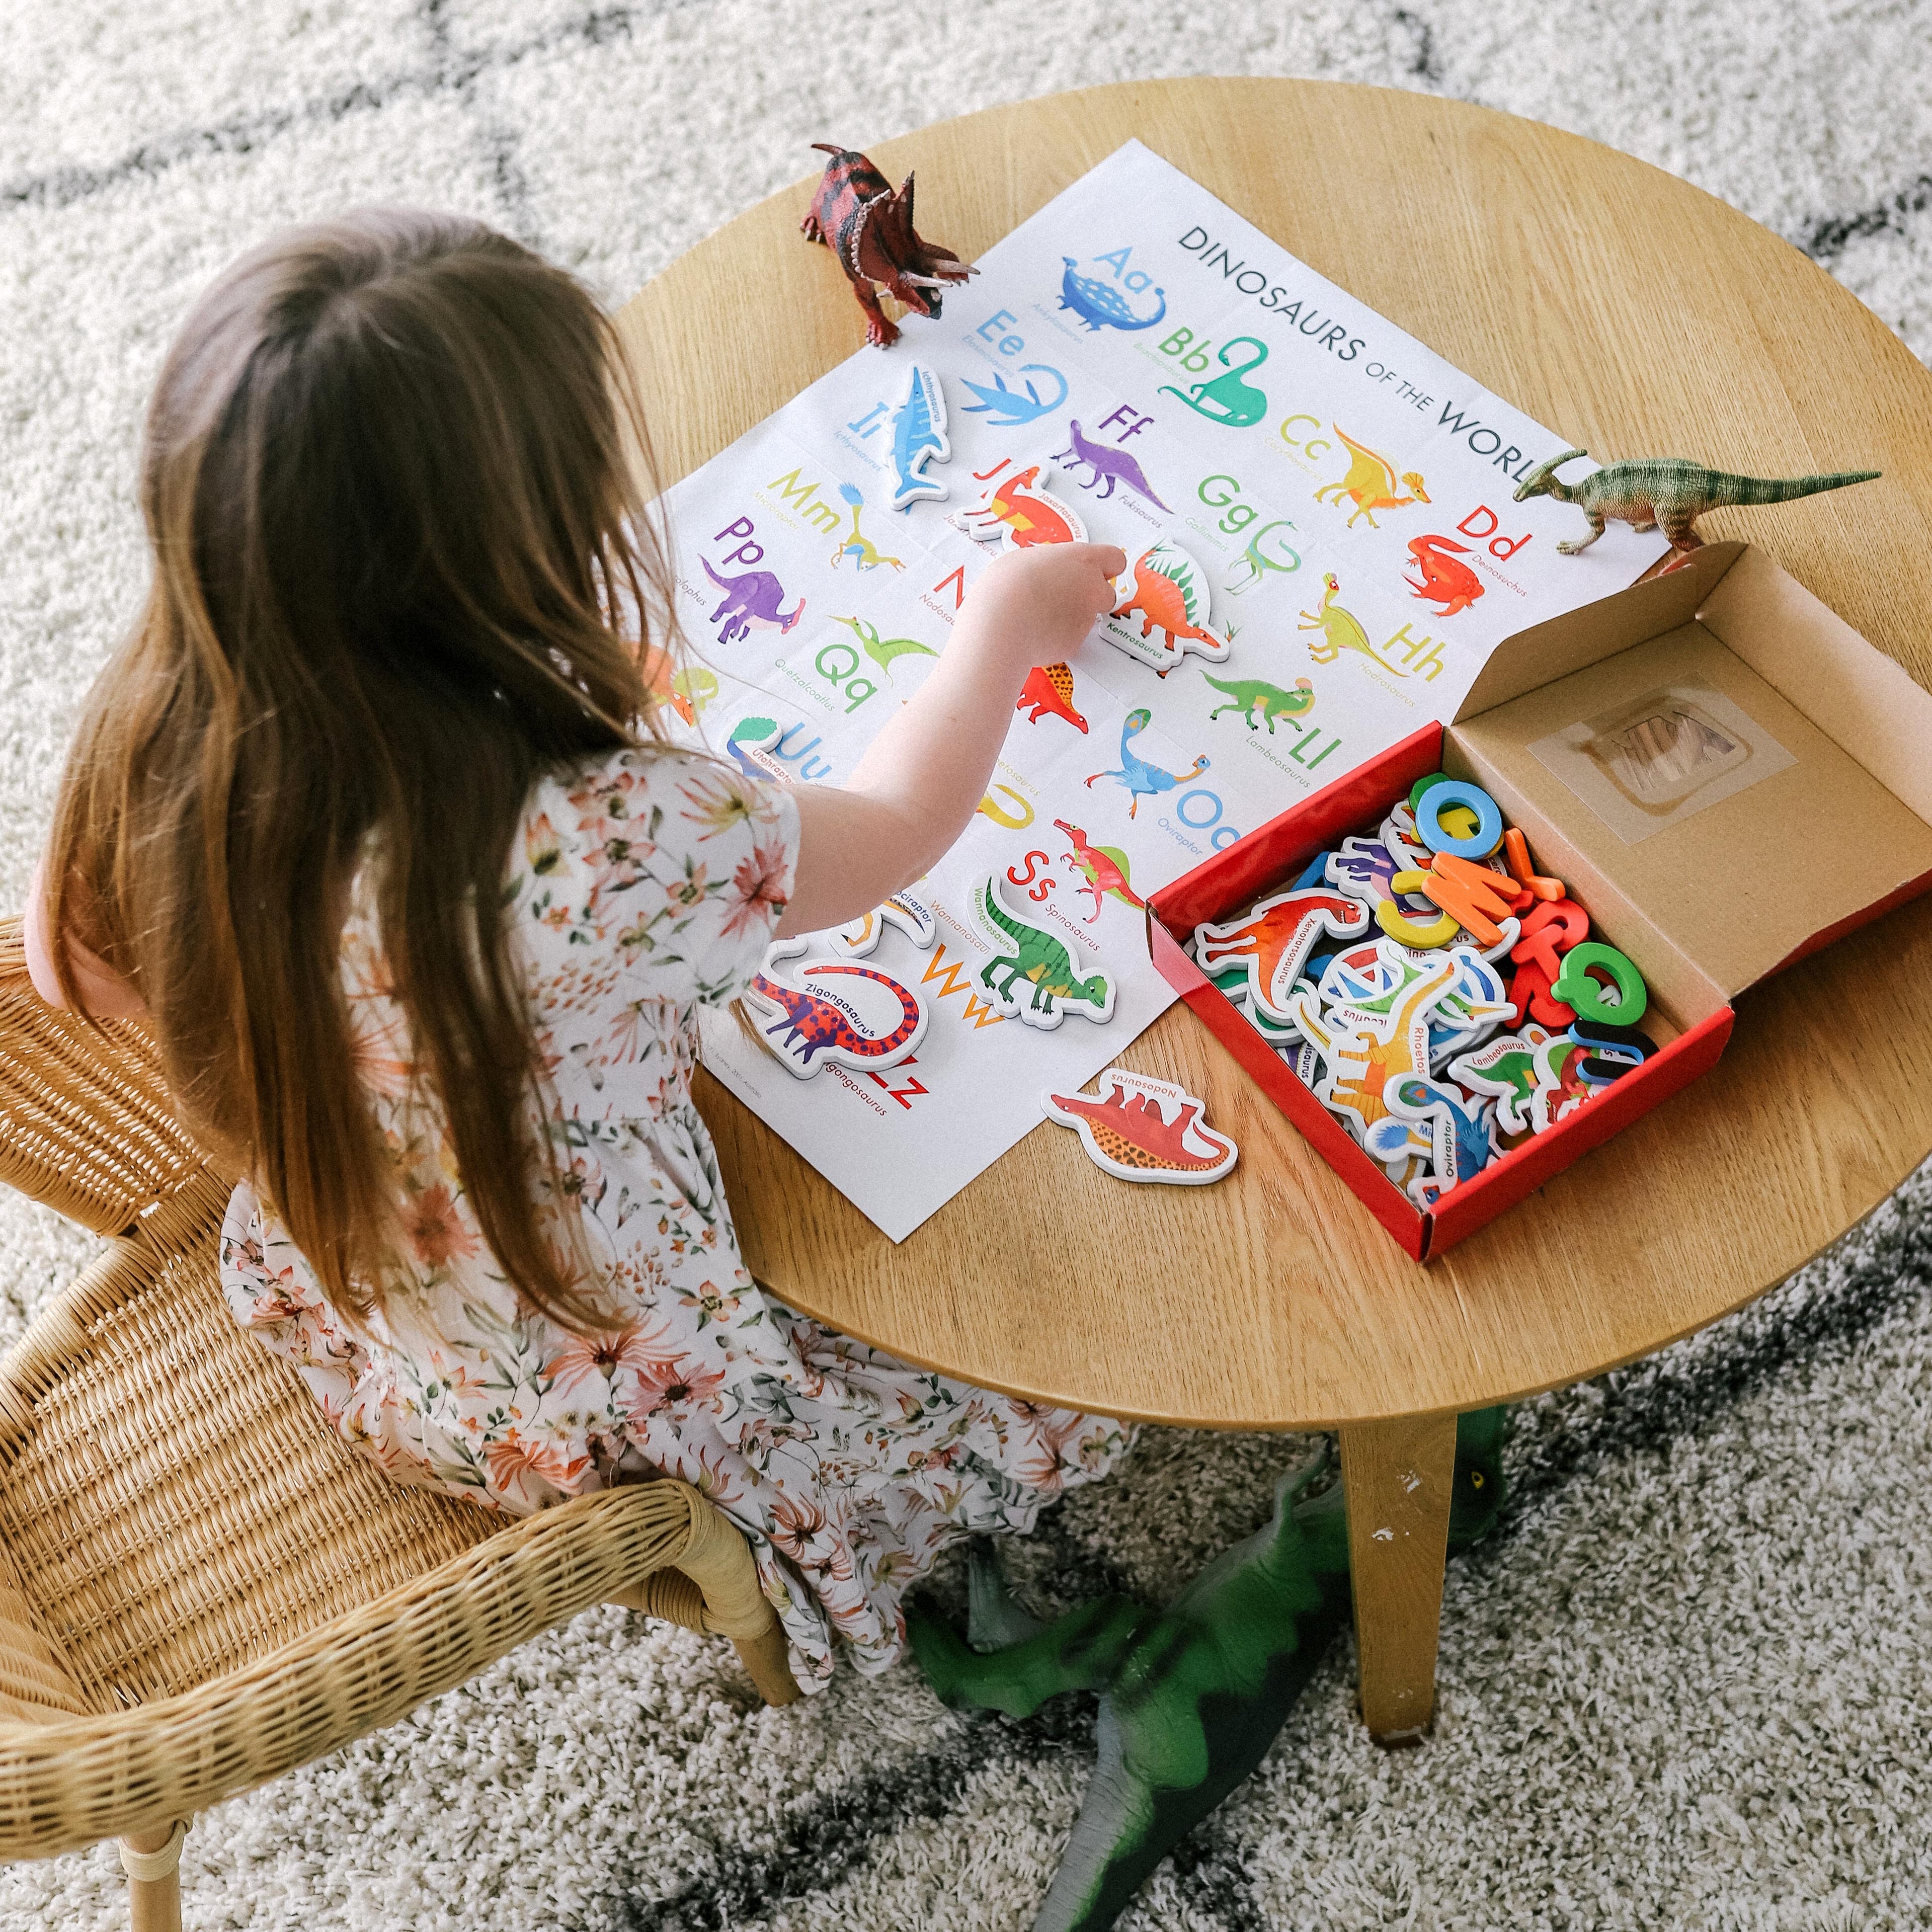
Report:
908,1408,1507,1932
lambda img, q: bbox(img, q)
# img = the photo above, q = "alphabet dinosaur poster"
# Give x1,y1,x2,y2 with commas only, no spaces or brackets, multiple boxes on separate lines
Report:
669,139,1668,1241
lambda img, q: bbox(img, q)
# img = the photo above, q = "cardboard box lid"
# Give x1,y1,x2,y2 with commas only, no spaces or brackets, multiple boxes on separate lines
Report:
1450,543,1932,1002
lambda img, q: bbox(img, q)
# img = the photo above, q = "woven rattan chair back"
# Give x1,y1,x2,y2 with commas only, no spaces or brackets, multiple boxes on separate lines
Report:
0,922,797,1926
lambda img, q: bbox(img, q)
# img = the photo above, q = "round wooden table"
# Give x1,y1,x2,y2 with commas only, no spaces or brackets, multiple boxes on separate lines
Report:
617,78,1932,1740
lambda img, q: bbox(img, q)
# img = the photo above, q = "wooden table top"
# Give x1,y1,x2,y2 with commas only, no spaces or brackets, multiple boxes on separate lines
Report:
615,78,1932,1430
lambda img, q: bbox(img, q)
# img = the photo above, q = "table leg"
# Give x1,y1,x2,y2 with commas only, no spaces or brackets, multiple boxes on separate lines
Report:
1338,1411,1459,1744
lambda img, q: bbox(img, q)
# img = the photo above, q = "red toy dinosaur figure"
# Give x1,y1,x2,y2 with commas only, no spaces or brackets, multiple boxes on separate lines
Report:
1194,888,1370,1020
1017,663,1088,732
801,145,978,349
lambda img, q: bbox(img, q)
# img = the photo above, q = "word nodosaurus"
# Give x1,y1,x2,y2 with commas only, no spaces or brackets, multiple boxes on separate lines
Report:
907,1407,1507,1932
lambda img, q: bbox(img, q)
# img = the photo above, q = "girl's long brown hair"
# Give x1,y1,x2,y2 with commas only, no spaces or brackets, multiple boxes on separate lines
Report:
45,210,677,1332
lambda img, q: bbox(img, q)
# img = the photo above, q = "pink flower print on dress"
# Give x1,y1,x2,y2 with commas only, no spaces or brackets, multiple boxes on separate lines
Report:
540,1317,674,1397
721,840,791,940
615,1346,728,1424
403,1183,479,1270
526,812,563,877
484,1430,593,1505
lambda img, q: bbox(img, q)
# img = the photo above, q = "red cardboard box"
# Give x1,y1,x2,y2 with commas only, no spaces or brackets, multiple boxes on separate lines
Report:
1146,542,1932,1260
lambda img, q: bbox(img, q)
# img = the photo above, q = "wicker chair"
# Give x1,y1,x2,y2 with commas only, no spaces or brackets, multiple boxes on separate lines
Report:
0,921,799,1932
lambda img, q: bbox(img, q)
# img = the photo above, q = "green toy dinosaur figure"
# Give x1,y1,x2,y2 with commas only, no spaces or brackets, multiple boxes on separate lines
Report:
906,1407,1507,1932
1514,449,1880,558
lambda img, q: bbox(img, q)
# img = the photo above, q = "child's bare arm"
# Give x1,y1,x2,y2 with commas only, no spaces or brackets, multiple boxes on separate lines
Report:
23,854,149,1019
776,542,1125,938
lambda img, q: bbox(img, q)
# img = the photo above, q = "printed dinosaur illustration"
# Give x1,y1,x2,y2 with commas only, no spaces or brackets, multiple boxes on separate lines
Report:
702,557,806,645
1058,258,1168,333
1312,426,1429,529
724,716,783,781
1201,671,1317,733
669,666,717,724
887,362,951,508
1513,448,1882,558
1084,709,1209,820
1405,534,1485,616
1052,420,1171,508
830,482,905,572
1160,337,1271,429
744,956,926,1078
906,1408,1508,1932
1017,663,1088,733
831,613,937,679
1298,573,1376,667
955,463,1087,549
801,144,977,349
959,364,1070,426
1042,1074,1236,1182
976,877,1114,1027
1109,542,1227,675
1529,1031,1595,1132
1224,519,1302,596
1054,819,1143,919
1193,889,1370,1018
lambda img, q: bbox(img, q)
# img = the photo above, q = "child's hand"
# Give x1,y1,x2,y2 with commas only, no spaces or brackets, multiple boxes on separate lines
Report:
959,542,1128,668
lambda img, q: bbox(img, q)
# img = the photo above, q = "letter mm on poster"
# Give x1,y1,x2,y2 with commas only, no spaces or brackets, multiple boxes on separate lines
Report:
669,139,1668,1241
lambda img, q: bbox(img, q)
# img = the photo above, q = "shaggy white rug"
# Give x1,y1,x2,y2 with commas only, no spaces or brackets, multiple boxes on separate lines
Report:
5,3,1932,1926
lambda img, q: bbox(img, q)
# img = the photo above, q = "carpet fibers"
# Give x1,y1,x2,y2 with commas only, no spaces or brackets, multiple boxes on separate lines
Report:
5,3,1932,1926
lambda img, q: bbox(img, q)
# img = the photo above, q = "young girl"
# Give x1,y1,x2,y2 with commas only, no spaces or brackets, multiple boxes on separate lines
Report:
26,211,1133,1691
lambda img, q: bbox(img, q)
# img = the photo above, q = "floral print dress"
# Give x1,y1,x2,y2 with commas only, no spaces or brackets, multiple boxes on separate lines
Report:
219,746,1129,1688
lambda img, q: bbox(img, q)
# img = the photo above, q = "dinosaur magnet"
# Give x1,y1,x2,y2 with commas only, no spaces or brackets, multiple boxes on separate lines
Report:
1528,1030,1596,1131
950,459,1088,552
1100,538,1231,677
975,875,1116,1029
1286,954,1461,1138
1414,780,1504,859
1550,941,1648,1026
829,891,939,958
744,941,929,1080
1447,1025,1555,1138
1193,889,1371,1021
801,144,977,349
884,363,951,509
1372,1074,1498,1193
1042,1070,1238,1186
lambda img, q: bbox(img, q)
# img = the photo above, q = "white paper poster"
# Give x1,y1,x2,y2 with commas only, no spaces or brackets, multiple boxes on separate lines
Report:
663,139,1667,1240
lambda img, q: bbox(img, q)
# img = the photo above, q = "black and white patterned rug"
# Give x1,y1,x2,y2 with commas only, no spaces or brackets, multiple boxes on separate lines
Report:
5,3,1931,1924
